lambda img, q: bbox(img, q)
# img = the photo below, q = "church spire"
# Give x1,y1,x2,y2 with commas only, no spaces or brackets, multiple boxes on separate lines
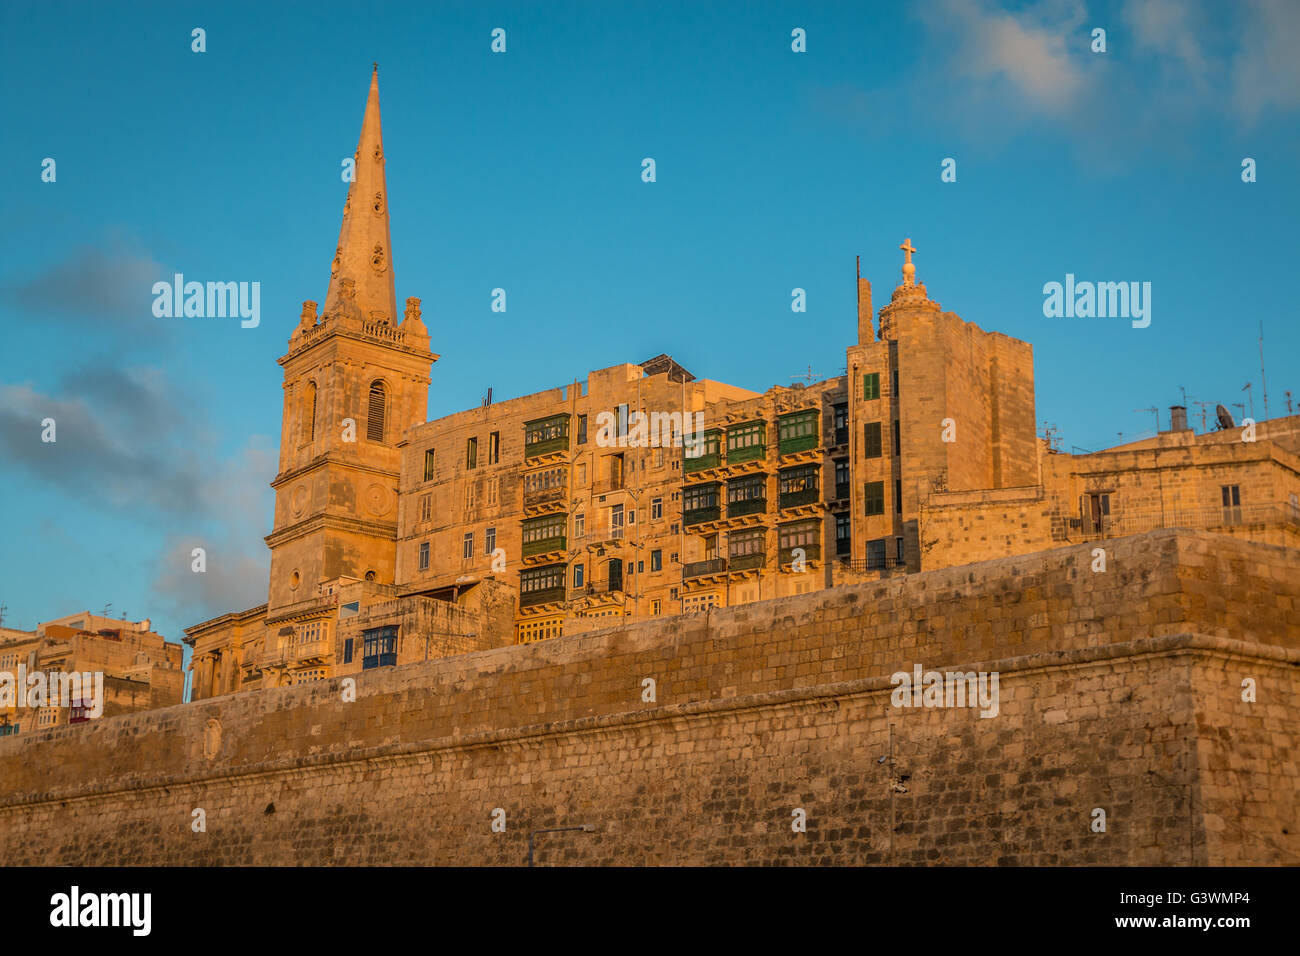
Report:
322,64,398,324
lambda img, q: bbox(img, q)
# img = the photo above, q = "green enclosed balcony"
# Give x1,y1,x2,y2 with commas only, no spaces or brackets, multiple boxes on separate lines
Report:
682,557,727,579
683,505,721,527
728,552,766,572
519,584,567,607
779,544,821,564
777,409,819,455
779,487,820,509
727,496,767,518
725,421,766,464
684,428,723,472
521,535,566,557
524,414,570,458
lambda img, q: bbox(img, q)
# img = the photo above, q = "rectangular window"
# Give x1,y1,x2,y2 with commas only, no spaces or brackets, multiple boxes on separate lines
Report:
835,513,851,555
488,431,500,464
895,479,903,513
1221,485,1242,524
833,403,849,445
866,538,887,569
466,436,478,470
616,404,629,438
418,493,431,522
651,497,663,519
893,420,900,456
864,481,885,516
574,563,584,588
891,368,900,398
578,414,588,445
654,447,664,468
652,599,661,615
896,536,905,563
835,459,850,499
1083,492,1111,533
574,512,585,538
462,532,474,558
610,503,624,537
418,541,430,571
342,638,353,665
577,461,587,486
651,549,662,571
486,526,496,555
362,626,398,670
423,449,436,481
862,372,880,400
863,421,883,458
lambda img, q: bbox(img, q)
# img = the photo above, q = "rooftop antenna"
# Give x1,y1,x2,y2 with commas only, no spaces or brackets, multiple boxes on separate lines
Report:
1242,383,1254,419
102,603,111,618
0,601,7,628
1132,406,1159,432
1232,402,1246,422
1259,322,1269,420
1190,400,1214,432
1040,422,1062,453
1286,390,1294,415
481,387,493,408
791,364,819,384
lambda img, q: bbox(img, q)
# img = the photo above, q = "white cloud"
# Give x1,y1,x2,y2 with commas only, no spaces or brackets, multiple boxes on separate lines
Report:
1232,0,1300,122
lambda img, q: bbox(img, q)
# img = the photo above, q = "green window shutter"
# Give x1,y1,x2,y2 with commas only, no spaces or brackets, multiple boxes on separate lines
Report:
864,480,885,516
862,373,880,401
863,421,882,458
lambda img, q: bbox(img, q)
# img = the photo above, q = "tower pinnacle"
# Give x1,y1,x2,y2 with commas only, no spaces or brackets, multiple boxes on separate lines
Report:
322,67,397,324
900,237,917,287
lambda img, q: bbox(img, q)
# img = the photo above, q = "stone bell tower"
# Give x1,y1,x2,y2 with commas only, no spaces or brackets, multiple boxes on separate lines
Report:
265,66,437,613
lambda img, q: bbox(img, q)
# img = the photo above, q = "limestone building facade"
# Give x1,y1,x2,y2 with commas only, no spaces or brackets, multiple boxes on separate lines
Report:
185,68,1300,698
0,612,184,735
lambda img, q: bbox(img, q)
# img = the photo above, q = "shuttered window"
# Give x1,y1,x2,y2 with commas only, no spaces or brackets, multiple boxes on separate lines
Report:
367,381,386,442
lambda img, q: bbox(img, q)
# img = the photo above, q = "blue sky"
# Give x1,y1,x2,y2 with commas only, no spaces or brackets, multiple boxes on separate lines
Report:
2,0,1297,660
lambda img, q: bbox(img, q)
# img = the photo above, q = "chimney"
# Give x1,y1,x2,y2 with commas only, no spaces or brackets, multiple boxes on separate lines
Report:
857,278,873,344
1170,405,1189,431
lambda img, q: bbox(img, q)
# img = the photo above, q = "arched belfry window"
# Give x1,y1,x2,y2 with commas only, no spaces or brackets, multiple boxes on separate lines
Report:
305,381,317,442
367,380,386,442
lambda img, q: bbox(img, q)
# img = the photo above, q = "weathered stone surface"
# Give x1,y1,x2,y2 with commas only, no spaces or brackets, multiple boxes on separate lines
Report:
1,529,1295,866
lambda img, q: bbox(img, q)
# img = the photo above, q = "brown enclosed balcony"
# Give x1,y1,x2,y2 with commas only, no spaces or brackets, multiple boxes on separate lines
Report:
682,557,727,579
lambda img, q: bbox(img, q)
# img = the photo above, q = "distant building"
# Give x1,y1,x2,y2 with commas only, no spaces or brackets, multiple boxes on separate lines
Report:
0,612,184,735
185,68,1300,699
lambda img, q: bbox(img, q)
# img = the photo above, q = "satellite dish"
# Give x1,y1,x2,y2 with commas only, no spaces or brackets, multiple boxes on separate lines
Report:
1216,404,1235,429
